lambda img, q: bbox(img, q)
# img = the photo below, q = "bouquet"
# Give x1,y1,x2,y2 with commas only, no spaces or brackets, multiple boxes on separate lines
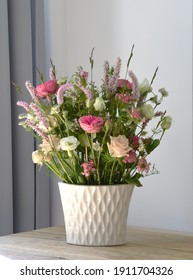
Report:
16,48,172,186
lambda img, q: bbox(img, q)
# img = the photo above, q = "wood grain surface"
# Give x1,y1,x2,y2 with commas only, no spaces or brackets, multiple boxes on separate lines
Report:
0,226,193,260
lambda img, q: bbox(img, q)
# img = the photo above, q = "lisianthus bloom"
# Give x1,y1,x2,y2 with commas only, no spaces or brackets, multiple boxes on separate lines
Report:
79,115,104,133
141,104,154,120
118,79,132,90
32,150,43,165
81,160,96,177
122,150,136,163
59,136,80,151
36,80,58,98
107,135,132,158
139,78,151,94
161,116,172,130
93,97,105,112
137,158,150,173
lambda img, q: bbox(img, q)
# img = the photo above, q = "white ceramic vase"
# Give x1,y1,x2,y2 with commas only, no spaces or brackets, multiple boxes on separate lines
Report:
58,182,134,246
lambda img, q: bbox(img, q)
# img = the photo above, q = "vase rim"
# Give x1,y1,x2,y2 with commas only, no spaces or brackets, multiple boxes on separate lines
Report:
58,182,134,188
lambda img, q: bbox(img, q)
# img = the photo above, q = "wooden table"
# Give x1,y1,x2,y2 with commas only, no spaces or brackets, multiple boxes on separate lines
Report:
0,226,193,260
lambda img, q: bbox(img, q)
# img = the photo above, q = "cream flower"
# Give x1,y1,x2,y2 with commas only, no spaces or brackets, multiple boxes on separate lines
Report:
32,150,43,165
141,104,154,120
93,97,105,112
161,116,172,130
107,135,131,158
139,79,151,94
59,136,80,151
39,135,60,154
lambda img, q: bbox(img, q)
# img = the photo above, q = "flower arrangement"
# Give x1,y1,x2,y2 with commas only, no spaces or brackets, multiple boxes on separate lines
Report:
16,48,172,186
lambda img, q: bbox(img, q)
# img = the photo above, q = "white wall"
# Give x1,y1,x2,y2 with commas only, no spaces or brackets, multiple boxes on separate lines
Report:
44,0,193,232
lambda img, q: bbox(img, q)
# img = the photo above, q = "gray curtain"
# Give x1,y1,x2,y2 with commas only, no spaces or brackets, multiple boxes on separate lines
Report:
0,0,50,236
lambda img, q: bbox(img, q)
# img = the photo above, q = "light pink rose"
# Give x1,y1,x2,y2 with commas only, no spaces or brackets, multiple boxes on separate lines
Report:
79,115,104,133
36,80,58,98
118,79,132,89
107,135,132,158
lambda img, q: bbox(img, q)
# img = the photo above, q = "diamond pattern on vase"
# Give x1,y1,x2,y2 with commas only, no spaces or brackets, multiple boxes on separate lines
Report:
58,183,134,246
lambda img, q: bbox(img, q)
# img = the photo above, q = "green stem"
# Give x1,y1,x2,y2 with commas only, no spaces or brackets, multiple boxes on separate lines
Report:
125,44,135,79
56,152,74,184
85,133,100,184
109,160,116,185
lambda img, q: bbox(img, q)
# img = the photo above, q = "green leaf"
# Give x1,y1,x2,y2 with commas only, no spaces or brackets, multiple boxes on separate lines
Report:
146,139,160,154
124,172,143,187
125,177,143,187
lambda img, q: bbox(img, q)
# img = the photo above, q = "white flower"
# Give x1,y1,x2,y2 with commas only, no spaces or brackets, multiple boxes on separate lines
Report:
158,87,169,97
139,79,151,94
59,136,80,151
92,141,101,151
93,97,105,112
161,116,172,130
32,150,43,165
141,104,154,119
138,139,146,153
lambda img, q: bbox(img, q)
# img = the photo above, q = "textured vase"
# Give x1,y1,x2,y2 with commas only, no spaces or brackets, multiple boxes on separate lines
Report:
58,182,134,246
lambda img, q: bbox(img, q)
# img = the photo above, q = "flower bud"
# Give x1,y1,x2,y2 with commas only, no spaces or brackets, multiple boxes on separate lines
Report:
161,116,172,130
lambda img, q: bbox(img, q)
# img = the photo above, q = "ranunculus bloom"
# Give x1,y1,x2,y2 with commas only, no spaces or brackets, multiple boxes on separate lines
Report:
118,79,132,89
59,136,80,151
137,158,150,173
107,135,132,158
36,80,58,98
79,115,104,133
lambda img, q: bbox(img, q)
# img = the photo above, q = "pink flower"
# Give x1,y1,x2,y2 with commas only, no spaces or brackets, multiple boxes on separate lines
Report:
132,136,140,149
137,158,150,173
36,80,58,98
132,108,141,119
118,79,132,90
57,83,74,105
122,150,136,163
107,135,132,158
128,71,140,100
117,93,132,103
80,71,88,80
81,160,96,177
79,115,104,133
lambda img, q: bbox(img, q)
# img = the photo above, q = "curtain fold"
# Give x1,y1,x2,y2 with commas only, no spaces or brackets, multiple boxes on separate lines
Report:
0,0,50,236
